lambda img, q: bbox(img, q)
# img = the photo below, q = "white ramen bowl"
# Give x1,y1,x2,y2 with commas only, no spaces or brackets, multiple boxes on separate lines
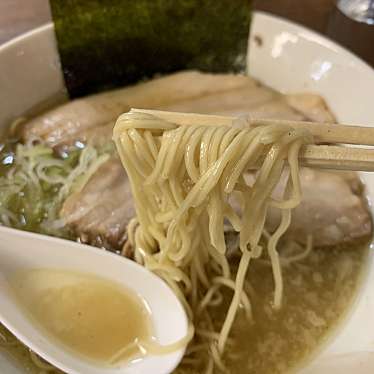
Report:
0,11,374,374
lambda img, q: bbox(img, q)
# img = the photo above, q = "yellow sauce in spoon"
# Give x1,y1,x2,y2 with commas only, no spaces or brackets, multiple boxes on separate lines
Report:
10,269,153,365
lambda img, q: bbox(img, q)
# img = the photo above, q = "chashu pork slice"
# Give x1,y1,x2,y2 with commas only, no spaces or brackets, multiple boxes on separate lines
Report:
20,71,255,148
48,72,371,250
236,168,372,247
280,169,371,246
20,71,335,150
62,156,372,251
60,157,135,250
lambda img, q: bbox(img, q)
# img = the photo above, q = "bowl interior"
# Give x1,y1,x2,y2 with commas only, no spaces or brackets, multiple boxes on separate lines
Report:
0,11,374,374
249,12,374,374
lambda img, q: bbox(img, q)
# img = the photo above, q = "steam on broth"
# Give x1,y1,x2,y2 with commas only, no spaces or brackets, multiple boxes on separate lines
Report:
0,71,372,374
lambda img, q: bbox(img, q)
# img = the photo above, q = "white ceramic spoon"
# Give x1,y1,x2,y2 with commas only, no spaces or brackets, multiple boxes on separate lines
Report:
0,226,188,374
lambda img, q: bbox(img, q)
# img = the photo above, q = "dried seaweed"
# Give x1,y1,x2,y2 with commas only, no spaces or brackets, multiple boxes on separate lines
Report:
50,0,252,97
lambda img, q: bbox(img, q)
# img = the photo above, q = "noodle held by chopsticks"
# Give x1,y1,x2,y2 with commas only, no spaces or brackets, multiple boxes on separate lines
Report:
113,111,313,372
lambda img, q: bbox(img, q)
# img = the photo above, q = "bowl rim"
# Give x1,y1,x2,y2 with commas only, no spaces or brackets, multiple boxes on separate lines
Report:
0,10,374,374
253,11,373,73
1,11,372,73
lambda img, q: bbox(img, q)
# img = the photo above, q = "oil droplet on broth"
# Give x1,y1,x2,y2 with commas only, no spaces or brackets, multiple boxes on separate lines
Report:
10,269,153,365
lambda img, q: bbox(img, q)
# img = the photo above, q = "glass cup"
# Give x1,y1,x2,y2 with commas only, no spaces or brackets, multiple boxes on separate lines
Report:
337,0,374,24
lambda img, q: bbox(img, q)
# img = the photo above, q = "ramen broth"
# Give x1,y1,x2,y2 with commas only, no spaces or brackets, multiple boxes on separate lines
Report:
0,245,368,373
9,269,152,366
172,245,368,373
214,246,368,374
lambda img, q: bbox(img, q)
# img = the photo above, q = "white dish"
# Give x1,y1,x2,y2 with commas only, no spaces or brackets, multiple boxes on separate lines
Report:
0,226,188,374
0,10,374,374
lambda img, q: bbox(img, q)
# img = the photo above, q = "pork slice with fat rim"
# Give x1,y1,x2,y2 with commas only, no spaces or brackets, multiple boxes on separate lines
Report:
53,72,371,250
60,157,135,250
20,71,253,148
274,169,371,247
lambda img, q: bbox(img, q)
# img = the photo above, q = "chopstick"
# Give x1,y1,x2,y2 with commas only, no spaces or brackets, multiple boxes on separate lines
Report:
298,145,374,172
130,109,374,172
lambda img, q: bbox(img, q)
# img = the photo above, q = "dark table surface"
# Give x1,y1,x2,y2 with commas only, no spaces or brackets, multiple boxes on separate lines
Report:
0,0,373,67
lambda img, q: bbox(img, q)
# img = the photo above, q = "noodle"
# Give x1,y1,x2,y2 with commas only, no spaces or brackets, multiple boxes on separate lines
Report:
113,111,313,372
29,351,56,372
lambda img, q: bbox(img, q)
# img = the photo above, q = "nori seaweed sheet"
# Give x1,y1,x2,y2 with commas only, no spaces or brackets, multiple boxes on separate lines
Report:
49,0,252,98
